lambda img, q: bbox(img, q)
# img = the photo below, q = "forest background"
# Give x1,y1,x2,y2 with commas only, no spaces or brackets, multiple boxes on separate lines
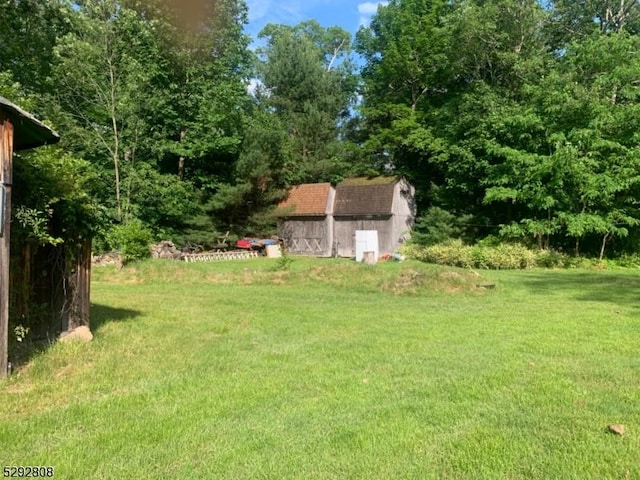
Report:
3,0,640,260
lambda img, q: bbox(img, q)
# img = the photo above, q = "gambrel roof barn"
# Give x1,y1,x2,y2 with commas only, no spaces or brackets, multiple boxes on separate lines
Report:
278,177,416,258
277,182,336,256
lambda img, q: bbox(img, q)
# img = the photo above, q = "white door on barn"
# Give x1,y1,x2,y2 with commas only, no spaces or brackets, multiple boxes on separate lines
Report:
355,230,379,262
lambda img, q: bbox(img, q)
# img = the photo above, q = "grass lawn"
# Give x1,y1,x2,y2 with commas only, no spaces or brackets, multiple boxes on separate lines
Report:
1,257,639,479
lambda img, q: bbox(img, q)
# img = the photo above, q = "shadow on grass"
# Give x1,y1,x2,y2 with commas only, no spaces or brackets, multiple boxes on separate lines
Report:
90,303,142,333
8,304,142,372
518,270,640,312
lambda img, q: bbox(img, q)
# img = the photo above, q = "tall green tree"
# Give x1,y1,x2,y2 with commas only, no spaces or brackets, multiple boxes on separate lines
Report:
357,0,640,256
255,20,357,184
126,0,252,189
210,20,358,234
52,0,160,220
485,32,640,257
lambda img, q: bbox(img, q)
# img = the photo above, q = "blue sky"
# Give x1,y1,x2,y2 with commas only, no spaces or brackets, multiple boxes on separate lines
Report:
244,0,388,44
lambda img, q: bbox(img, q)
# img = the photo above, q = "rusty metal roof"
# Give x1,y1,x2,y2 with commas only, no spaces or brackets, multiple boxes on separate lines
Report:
278,182,333,216
0,96,60,151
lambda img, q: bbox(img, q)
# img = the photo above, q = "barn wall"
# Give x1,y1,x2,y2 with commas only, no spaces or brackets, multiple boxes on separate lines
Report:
390,179,417,248
280,216,333,256
334,216,394,257
392,179,417,217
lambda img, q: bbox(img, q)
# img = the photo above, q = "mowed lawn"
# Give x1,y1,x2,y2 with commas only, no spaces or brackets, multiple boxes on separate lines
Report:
1,258,639,479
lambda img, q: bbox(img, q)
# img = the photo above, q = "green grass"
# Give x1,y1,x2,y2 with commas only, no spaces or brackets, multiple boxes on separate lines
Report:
1,258,639,479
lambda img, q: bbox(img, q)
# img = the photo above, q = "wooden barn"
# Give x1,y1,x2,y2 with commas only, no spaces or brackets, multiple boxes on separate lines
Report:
0,96,62,377
277,182,336,256
333,177,416,258
278,177,416,258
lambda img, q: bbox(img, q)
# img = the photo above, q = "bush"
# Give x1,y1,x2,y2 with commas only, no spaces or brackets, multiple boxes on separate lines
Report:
402,241,573,270
404,240,474,268
107,219,153,264
481,243,537,269
608,254,640,269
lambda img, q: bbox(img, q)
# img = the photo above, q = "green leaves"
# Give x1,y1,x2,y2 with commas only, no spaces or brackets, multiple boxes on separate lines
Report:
357,0,640,257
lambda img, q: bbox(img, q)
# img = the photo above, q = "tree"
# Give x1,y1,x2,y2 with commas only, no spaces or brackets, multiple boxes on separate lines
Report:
51,0,160,220
357,0,640,257
547,0,640,47
210,20,359,234
355,0,548,209
255,20,357,184
126,0,252,189
0,0,73,95
485,32,640,257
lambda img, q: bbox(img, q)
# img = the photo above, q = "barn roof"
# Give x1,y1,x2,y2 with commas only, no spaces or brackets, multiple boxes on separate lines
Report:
334,176,399,216
278,182,333,216
0,96,60,151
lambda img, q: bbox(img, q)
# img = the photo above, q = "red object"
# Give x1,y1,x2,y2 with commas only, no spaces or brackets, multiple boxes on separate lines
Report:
236,239,252,249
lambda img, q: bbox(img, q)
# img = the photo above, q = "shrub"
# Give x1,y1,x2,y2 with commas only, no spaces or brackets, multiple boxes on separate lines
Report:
407,240,475,268
402,241,573,270
107,219,153,264
609,254,640,269
480,243,537,269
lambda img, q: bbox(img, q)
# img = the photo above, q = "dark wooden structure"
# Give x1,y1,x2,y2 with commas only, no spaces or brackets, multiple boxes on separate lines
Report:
1,96,60,378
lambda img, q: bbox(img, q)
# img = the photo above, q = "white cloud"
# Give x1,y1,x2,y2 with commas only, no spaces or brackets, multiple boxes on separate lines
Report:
246,0,304,24
357,1,387,27
358,2,381,15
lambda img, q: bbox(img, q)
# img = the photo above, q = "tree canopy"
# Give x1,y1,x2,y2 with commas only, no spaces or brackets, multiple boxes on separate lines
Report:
1,0,640,257
356,0,640,257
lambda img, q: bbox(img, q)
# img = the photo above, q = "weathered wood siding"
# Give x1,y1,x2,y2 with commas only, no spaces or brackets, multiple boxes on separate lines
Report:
0,110,13,377
64,240,92,330
281,216,333,256
334,216,393,257
334,180,416,258
10,240,92,340
390,178,417,248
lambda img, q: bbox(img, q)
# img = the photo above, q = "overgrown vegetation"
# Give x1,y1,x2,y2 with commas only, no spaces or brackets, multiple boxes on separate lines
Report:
104,219,153,264
402,240,585,270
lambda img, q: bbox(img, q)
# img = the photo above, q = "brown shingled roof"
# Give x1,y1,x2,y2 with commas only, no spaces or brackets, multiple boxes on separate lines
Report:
278,182,333,216
334,177,398,216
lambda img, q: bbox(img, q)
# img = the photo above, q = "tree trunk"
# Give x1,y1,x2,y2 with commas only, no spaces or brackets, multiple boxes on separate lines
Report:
599,233,610,261
108,57,122,221
178,129,186,179
113,150,121,220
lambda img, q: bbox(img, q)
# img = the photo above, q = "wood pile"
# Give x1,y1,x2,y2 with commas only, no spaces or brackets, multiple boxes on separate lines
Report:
151,241,183,260
91,252,122,267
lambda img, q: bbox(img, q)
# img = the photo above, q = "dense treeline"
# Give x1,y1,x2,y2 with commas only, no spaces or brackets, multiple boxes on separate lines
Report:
356,0,640,258
2,0,640,259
